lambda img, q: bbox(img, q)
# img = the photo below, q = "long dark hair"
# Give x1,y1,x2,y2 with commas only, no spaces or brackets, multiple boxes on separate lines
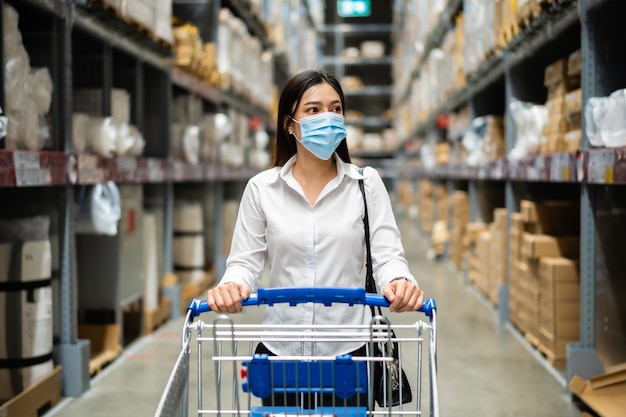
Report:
273,69,351,167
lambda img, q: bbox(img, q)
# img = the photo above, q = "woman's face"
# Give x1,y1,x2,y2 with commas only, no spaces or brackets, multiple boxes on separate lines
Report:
289,81,343,140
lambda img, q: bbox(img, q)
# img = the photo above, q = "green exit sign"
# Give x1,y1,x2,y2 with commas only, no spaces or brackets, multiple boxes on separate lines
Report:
337,0,371,17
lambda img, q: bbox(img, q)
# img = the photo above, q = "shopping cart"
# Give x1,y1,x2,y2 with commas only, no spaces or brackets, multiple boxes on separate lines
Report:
155,287,438,417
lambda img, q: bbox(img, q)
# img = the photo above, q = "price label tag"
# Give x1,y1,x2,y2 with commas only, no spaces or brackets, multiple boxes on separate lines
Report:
563,166,569,181
13,151,41,169
550,155,561,181
116,156,138,172
588,150,615,183
15,169,51,186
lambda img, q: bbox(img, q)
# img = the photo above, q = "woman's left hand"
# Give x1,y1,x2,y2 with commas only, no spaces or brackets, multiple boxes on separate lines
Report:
382,279,425,313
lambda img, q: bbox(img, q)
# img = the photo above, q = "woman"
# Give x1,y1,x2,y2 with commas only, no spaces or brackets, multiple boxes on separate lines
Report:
207,69,424,403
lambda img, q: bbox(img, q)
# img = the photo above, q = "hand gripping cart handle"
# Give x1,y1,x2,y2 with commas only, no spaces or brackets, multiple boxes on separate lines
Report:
155,287,438,417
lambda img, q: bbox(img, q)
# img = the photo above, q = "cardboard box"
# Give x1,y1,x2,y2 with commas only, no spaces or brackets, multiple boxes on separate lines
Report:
540,299,580,320
564,129,582,152
510,212,524,230
545,58,568,88
539,257,579,282
547,81,569,100
570,365,626,417
539,315,580,337
565,88,582,117
539,329,577,357
521,234,580,259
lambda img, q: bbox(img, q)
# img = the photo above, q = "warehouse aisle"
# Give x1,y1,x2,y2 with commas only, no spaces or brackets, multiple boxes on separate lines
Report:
45,216,581,417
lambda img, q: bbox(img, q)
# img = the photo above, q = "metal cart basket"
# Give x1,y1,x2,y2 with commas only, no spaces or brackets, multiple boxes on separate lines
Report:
155,287,438,417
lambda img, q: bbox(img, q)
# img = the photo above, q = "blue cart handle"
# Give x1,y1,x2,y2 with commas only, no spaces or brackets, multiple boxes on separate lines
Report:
187,287,436,320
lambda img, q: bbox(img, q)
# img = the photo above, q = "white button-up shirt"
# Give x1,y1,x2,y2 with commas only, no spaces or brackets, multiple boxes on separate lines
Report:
221,154,416,356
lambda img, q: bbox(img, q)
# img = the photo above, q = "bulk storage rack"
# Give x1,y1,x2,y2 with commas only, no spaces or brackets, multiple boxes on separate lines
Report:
322,0,399,192
0,0,322,404
392,0,626,399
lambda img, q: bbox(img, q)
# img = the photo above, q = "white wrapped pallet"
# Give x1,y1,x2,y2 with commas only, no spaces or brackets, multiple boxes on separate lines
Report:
0,217,53,402
174,202,205,285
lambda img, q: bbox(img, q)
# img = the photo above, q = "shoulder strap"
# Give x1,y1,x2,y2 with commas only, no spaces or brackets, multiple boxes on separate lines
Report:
358,167,376,296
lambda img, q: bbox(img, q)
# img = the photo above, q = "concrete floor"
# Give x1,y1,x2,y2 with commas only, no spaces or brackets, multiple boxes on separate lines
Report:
45,217,582,417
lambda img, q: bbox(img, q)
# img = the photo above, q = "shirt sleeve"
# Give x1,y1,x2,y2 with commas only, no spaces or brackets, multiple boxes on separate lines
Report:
219,179,266,292
363,166,418,290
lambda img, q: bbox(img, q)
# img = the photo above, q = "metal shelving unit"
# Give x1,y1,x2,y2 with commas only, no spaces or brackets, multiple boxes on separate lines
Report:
395,0,626,400
0,0,318,402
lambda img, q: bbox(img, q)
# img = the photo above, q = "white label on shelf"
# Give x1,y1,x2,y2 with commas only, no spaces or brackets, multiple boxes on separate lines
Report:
116,156,138,172
588,150,615,183
550,155,561,181
15,169,51,186
13,151,41,169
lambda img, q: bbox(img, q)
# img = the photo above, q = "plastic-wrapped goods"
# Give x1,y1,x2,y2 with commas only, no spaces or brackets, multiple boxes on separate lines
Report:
74,181,122,236
115,123,145,156
84,116,117,157
0,107,7,138
585,88,626,148
30,68,53,115
173,201,205,286
509,100,549,160
3,4,25,61
181,125,200,164
0,216,53,401
462,116,505,165
125,124,146,156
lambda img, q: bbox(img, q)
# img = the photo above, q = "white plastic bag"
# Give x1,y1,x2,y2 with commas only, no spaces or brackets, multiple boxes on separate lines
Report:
585,88,626,148
74,182,121,236
508,100,548,160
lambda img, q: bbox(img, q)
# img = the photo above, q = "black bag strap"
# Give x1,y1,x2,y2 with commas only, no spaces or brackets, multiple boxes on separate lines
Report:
358,167,381,316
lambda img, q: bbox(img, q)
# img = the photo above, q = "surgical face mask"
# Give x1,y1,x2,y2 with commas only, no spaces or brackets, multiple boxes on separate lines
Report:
290,112,347,160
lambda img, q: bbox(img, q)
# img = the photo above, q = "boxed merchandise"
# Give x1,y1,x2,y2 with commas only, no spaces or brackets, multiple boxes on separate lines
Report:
521,234,580,259
567,49,582,88
544,58,568,89
570,365,626,417
564,130,582,152
539,257,579,297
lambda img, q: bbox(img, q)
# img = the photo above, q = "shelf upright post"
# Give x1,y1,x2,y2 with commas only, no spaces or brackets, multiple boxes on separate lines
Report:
567,0,604,382
501,62,517,324
55,0,91,396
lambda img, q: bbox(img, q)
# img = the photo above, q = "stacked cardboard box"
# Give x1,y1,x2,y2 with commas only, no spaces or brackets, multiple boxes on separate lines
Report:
418,180,434,235
515,200,580,350
509,212,526,330
475,229,492,300
464,223,488,289
538,257,580,365
448,191,470,269
542,51,583,154
488,209,508,306
564,50,583,152
435,142,451,166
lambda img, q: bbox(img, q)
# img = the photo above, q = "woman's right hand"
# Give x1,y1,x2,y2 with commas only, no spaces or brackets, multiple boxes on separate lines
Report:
207,282,251,313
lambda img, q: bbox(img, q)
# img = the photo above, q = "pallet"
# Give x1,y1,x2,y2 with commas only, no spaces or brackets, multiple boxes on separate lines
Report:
538,344,567,368
525,332,540,349
180,269,217,314
78,324,122,376
144,297,172,334
0,366,63,417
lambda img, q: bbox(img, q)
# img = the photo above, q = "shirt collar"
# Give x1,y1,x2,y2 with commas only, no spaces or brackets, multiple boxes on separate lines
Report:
265,153,363,184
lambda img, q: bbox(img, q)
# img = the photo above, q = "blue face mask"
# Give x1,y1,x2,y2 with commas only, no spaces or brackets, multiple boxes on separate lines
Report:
290,112,347,160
